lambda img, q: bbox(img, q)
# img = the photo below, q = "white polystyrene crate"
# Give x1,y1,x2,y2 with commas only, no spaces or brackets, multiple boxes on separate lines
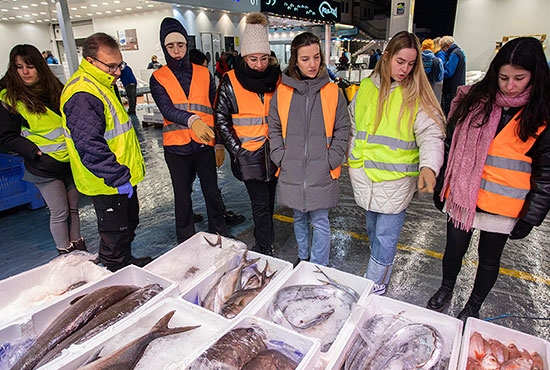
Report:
324,295,462,370
180,250,292,322
53,297,231,370
249,260,373,365
458,317,550,370
145,231,247,293
0,265,178,370
0,252,111,327
186,314,320,370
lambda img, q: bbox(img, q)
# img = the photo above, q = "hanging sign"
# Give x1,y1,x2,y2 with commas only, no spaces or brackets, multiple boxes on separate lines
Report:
261,0,341,23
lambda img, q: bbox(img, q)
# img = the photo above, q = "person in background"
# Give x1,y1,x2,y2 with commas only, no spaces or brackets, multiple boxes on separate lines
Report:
215,12,281,256
269,32,349,266
119,63,137,115
147,55,162,69
150,17,231,243
42,50,59,65
215,52,230,79
347,31,445,295
433,37,445,64
427,37,550,322
61,33,151,271
421,38,444,101
0,44,85,255
439,36,466,117
338,51,349,70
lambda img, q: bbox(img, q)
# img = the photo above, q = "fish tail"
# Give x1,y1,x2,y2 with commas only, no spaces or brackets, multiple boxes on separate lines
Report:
150,310,201,339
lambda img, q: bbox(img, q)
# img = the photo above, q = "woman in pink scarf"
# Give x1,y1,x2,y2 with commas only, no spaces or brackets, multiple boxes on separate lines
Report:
427,37,550,322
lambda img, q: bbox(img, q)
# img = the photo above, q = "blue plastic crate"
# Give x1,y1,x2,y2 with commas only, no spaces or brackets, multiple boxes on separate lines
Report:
0,153,45,211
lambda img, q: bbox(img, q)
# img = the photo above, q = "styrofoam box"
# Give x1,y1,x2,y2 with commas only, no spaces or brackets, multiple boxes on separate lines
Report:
0,265,178,369
324,295,463,370
249,260,374,367
0,252,111,327
458,317,550,370
54,297,231,370
186,314,321,370
180,250,293,322
145,231,247,293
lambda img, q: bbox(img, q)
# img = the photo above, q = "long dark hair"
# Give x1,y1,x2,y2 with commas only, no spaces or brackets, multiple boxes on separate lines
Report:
287,32,327,80
448,37,550,141
0,44,63,114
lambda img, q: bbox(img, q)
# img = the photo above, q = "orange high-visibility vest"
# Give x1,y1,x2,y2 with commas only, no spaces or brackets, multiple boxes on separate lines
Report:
477,110,546,218
276,82,341,179
227,70,276,152
153,64,215,146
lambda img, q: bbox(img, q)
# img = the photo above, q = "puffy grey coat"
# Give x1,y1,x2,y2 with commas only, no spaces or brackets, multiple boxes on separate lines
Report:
268,72,350,212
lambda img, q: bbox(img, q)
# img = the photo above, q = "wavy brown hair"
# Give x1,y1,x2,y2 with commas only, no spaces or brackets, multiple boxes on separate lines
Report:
0,44,63,114
372,31,445,134
287,32,327,80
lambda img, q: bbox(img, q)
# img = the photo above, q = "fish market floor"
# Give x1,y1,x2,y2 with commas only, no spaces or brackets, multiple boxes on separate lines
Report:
1,105,548,341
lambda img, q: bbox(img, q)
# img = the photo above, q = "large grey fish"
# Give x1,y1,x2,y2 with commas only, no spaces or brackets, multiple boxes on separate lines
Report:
221,265,275,319
364,323,444,370
242,349,299,370
202,250,259,314
36,284,164,368
78,310,199,369
188,326,267,369
11,284,139,370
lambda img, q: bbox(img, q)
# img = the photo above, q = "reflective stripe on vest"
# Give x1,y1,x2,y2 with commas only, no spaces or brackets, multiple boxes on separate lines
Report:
476,111,545,218
227,70,275,152
153,65,214,146
61,60,145,196
276,82,341,179
0,89,68,162
349,78,419,182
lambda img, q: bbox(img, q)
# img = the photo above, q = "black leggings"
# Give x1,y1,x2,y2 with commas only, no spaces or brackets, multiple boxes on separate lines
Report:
442,220,509,302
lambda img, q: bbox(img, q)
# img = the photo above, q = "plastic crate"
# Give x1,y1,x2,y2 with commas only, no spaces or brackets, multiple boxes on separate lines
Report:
0,153,45,211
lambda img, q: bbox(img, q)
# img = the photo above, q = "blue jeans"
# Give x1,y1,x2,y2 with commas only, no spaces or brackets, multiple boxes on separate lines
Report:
365,210,406,285
293,208,330,266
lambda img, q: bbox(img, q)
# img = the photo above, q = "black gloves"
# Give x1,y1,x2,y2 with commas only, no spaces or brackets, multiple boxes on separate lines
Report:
509,220,534,240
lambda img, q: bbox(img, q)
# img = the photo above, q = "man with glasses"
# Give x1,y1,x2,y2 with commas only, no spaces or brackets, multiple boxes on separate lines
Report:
61,32,152,272
150,17,231,244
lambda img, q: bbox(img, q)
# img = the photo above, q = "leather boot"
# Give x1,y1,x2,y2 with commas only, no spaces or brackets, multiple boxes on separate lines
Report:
426,280,455,312
71,237,87,251
457,293,483,323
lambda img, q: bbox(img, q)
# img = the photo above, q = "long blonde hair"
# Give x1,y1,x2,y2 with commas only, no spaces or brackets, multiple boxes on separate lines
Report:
372,31,445,134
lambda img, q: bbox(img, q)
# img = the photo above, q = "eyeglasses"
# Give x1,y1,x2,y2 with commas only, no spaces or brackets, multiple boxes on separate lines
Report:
90,56,127,73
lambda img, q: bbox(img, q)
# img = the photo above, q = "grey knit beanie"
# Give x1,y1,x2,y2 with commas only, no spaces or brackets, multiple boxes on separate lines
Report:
241,12,270,57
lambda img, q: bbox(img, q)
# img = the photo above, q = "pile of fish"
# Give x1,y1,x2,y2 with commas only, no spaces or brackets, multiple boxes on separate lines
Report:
78,310,199,369
187,325,301,370
466,331,544,369
201,250,276,319
269,266,360,352
7,284,163,370
342,312,447,370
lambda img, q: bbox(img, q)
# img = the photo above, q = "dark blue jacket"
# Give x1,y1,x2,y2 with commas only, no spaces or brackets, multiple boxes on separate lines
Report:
149,17,217,156
442,44,466,94
119,65,137,87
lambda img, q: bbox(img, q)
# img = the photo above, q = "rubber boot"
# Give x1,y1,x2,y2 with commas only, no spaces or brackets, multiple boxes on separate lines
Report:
457,293,484,323
426,279,455,312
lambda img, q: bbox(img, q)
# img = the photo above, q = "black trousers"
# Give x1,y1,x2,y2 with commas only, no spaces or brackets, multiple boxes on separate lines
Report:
441,92,455,118
244,179,277,248
92,188,139,271
442,220,508,303
125,83,137,114
165,149,229,243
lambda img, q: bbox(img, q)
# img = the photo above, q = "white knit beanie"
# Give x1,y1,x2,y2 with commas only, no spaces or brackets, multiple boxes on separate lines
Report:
241,13,270,57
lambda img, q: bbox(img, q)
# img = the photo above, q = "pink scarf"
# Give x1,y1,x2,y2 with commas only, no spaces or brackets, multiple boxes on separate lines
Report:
441,86,531,231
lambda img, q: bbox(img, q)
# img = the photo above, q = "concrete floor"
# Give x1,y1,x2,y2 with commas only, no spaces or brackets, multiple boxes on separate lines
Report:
0,104,548,342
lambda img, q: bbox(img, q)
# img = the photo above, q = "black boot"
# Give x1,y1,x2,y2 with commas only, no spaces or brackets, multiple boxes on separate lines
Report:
457,293,483,323
426,280,455,312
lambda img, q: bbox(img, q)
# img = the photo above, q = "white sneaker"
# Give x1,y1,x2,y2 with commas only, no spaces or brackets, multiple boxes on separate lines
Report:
372,284,387,295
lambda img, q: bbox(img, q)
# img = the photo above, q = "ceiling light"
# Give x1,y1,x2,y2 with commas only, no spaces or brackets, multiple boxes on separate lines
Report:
147,4,154,7
12,6,19,10
115,9,121,12
91,4,98,7
80,5,87,8
96,11,102,14
105,10,111,13
31,3,38,7
136,6,142,9
1,9,7,12
21,5,29,8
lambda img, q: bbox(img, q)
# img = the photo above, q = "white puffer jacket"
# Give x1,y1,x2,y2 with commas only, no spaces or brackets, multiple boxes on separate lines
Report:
347,74,445,214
